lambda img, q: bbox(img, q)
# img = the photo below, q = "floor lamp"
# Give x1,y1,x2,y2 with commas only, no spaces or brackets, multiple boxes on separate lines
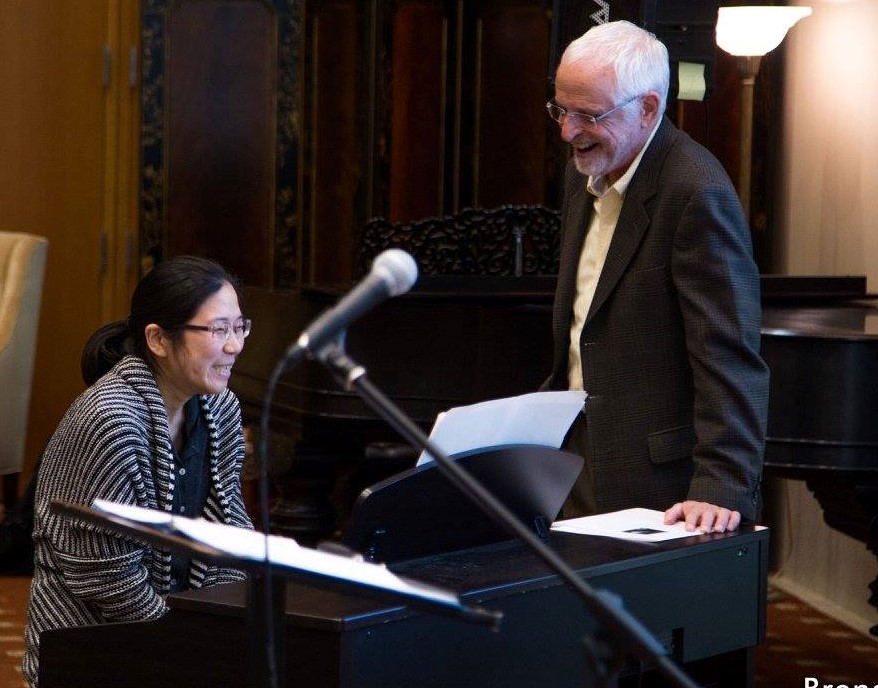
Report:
715,5,812,222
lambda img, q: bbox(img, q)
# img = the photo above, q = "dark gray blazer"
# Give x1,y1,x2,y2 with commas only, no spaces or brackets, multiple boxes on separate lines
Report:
546,117,769,520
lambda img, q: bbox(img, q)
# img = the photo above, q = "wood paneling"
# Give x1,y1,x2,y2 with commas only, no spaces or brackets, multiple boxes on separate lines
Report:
293,1,561,282
306,0,359,284
140,0,756,287
384,1,555,222
388,3,447,223
474,2,551,208
166,1,276,287
141,1,559,286
140,0,300,287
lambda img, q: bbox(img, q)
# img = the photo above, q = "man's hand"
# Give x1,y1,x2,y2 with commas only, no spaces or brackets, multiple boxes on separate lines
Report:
663,500,741,533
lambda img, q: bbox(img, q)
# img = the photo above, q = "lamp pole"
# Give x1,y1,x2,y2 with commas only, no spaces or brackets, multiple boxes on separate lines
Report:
737,55,762,223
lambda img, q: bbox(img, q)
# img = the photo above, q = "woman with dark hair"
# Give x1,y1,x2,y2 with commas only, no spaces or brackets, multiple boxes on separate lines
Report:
22,256,254,686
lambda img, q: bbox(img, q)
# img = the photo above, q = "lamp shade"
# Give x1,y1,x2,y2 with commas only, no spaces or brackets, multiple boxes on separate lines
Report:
716,6,812,57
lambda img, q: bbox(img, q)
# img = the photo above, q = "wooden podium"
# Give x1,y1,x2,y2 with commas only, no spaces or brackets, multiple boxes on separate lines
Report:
39,525,768,688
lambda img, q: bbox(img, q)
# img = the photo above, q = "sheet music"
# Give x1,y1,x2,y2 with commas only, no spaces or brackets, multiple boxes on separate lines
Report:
90,500,477,615
416,390,587,466
92,500,292,560
551,508,700,542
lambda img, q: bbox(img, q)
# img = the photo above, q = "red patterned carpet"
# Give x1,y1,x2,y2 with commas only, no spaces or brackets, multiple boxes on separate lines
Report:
0,576,27,688
0,576,876,687
755,592,878,687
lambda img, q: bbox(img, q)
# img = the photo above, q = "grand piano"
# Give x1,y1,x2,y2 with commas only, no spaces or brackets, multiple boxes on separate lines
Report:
760,275,878,632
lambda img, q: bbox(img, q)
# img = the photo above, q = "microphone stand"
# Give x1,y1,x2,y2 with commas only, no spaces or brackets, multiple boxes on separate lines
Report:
315,341,701,688
250,339,302,688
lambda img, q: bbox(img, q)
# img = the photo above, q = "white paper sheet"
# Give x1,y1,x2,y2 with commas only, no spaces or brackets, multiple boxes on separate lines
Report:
91,500,463,607
416,390,587,466
551,507,701,542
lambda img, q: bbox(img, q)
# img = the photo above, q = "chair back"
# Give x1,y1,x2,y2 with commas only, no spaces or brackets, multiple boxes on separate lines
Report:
0,231,48,476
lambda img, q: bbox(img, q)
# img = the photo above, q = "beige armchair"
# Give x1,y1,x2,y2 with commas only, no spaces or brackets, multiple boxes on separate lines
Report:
0,231,48,511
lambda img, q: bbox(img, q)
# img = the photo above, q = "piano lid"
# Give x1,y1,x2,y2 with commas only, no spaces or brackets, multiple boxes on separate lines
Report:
762,301,878,340
760,275,878,471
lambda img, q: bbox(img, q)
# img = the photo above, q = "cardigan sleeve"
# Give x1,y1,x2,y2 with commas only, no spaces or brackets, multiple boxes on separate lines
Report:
36,400,169,622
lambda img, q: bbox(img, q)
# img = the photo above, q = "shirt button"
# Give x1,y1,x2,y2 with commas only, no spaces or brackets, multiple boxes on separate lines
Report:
179,467,186,476
180,506,187,513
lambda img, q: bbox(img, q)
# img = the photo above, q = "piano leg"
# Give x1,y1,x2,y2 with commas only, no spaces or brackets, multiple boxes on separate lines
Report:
860,483,878,636
803,473,878,637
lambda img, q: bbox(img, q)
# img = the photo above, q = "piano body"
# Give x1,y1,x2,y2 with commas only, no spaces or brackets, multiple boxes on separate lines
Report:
38,269,772,686
53,264,878,685
760,275,878,632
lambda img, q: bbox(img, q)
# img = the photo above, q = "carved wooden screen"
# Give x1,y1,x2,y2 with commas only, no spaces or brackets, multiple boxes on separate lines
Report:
359,204,561,277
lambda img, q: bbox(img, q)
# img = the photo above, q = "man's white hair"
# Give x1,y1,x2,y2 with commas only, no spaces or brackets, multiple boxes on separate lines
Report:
560,20,670,115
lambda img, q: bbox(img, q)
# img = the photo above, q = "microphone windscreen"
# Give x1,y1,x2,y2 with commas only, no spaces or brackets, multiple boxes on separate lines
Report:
372,249,418,296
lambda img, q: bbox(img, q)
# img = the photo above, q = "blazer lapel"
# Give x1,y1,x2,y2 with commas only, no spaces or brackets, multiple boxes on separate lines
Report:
557,179,592,316
586,118,676,323
550,172,592,384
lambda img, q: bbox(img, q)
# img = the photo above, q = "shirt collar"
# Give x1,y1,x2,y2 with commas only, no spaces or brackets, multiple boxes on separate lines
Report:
587,118,661,198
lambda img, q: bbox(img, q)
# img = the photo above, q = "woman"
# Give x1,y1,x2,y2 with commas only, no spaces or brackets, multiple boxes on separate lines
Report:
23,256,254,686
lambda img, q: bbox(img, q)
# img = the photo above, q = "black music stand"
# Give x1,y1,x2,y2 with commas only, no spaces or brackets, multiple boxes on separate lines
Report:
49,499,501,688
344,444,584,563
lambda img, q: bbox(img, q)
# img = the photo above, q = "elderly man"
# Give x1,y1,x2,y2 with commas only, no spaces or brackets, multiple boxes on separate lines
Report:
543,20,769,533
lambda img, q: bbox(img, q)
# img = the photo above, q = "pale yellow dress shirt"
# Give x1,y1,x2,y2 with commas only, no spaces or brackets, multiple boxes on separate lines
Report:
568,123,660,390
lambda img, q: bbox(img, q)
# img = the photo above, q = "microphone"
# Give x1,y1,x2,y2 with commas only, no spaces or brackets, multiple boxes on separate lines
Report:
287,249,418,361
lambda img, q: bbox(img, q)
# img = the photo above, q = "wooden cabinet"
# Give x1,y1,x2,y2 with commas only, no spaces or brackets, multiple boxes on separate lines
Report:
141,0,561,287
141,1,761,288
303,0,561,284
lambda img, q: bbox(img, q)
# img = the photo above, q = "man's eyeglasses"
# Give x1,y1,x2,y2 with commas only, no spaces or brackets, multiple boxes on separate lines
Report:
180,319,252,343
545,95,640,127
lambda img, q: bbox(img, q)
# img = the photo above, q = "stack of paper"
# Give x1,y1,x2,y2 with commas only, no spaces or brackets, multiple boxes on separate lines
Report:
416,390,587,466
551,508,700,543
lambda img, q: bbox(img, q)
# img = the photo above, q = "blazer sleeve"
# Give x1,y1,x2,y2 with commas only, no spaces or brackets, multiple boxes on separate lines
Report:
671,179,770,518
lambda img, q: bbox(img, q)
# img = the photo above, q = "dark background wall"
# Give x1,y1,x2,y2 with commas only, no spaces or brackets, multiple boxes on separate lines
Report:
140,0,775,288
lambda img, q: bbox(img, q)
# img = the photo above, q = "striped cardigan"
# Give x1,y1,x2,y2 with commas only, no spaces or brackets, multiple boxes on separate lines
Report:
23,355,253,686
